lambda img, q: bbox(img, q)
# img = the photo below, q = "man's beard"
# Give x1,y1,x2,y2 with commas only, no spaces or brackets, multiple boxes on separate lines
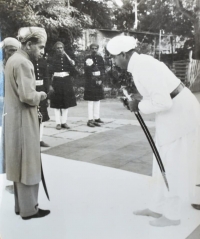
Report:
57,51,64,56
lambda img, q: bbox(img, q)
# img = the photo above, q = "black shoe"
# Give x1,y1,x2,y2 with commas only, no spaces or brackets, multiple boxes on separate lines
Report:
95,118,104,123
40,141,50,147
56,124,61,130
15,211,19,215
22,208,50,220
61,123,70,129
192,204,200,210
87,120,95,127
93,121,101,127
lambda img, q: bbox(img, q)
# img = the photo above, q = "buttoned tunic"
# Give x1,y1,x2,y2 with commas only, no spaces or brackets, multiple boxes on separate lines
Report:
84,54,105,101
4,50,42,185
128,52,200,220
50,54,77,109
34,58,50,122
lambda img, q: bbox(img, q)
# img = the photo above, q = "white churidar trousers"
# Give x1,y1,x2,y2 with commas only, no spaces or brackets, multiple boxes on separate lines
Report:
88,101,100,120
54,109,68,124
149,127,200,220
148,88,200,221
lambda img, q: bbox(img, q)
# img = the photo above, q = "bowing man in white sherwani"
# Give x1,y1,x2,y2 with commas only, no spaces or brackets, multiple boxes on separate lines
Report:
107,36,200,227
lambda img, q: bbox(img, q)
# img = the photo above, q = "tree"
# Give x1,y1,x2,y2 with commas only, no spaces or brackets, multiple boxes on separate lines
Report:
71,0,113,29
112,0,135,30
0,0,110,49
109,0,196,59
137,0,192,35
173,0,200,58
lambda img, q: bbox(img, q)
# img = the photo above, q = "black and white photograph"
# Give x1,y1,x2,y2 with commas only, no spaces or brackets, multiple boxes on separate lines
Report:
0,0,200,238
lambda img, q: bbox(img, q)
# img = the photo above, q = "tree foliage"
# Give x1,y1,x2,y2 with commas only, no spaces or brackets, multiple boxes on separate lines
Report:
71,0,113,29
0,0,113,51
0,0,199,57
137,0,193,37
172,0,200,58
112,0,135,30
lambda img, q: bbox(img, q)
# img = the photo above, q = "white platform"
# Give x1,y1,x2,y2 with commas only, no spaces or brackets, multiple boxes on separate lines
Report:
0,154,200,239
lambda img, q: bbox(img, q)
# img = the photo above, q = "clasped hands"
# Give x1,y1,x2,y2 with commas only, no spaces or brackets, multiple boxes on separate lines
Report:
121,96,140,112
40,91,47,101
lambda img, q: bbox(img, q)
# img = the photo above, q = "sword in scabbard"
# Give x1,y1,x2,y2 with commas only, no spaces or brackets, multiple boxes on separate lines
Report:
37,106,50,200
122,87,169,191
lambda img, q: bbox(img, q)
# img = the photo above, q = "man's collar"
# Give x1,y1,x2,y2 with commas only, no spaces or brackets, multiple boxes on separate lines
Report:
127,52,139,73
17,49,31,61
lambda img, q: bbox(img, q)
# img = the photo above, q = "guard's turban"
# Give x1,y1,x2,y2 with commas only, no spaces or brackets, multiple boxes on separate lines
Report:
52,41,64,50
106,36,137,55
0,37,21,49
17,27,47,43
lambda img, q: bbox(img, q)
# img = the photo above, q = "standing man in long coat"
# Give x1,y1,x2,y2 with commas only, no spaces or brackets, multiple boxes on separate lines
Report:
49,41,77,130
84,43,105,127
4,27,50,220
107,36,200,227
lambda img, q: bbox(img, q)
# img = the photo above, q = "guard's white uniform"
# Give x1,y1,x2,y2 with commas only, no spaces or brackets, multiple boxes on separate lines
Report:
128,52,200,220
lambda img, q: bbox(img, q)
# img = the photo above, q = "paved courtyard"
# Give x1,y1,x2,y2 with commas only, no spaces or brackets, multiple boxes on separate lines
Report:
42,99,155,176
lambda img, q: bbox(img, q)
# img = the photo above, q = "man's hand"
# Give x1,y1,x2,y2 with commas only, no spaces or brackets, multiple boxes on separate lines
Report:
128,99,140,112
47,85,54,98
40,92,47,101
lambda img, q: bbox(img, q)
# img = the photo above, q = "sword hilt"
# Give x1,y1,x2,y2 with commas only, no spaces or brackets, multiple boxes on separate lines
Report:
122,87,132,101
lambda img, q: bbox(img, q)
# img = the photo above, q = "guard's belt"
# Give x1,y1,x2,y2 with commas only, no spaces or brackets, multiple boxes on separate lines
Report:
36,80,43,86
92,71,101,76
170,82,184,99
54,72,69,77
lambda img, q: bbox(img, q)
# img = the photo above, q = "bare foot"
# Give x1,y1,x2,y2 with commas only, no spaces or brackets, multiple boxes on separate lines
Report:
133,209,162,218
149,216,181,227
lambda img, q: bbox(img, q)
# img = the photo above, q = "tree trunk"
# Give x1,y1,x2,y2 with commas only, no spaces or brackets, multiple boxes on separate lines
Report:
194,0,200,59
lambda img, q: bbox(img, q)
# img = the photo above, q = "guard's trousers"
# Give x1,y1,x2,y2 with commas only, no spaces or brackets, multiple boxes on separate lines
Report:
88,101,100,120
54,109,68,124
14,182,39,217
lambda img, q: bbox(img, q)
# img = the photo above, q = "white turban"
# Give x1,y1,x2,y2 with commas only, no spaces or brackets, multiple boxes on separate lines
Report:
0,37,21,49
17,27,47,43
106,35,137,55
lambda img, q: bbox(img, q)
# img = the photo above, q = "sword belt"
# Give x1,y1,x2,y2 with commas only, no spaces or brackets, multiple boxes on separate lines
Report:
54,72,69,77
92,71,101,76
170,82,184,99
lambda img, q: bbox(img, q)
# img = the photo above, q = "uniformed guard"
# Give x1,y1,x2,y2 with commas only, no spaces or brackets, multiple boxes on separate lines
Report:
84,43,105,127
34,56,50,147
49,41,77,130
